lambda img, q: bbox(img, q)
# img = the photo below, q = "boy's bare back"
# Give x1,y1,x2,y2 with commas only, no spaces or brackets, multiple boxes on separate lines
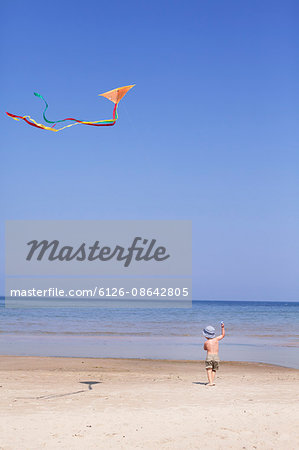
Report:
204,337,221,354
203,323,225,355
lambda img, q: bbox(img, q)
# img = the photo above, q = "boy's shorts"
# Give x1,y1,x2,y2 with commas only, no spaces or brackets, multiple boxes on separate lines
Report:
205,354,220,371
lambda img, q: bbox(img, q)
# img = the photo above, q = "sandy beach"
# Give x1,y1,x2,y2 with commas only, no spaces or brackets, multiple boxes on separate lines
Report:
0,356,298,449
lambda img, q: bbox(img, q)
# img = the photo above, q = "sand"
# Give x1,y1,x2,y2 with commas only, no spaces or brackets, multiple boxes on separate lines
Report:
0,356,298,449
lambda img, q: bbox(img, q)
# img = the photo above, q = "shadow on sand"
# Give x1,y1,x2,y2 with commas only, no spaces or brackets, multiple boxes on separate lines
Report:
16,381,101,400
80,381,101,390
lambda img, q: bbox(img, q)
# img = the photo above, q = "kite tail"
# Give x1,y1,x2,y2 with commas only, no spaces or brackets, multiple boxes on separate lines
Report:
34,92,117,126
5,103,117,132
5,112,58,131
5,84,133,131
34,92,53,124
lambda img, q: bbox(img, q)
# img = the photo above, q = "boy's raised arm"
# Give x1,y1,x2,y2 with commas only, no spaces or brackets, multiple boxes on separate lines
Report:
217,322,225,341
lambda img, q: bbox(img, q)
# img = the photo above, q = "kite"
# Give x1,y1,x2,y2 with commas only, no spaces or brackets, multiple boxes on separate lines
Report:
5,85,135,132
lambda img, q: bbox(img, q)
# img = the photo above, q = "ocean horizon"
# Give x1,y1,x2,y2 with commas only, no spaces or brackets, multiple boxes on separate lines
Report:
0,299,298,369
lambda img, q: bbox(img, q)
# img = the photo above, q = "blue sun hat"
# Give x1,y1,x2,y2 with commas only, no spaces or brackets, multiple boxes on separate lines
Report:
203,325,216,339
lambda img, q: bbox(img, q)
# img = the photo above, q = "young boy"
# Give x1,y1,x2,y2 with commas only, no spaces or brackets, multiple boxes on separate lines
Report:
203,322,225,386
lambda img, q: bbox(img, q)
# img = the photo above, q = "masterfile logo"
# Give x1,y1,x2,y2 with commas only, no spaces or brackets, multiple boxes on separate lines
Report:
6,221,192,276
25,237,170,267
5,220,192,308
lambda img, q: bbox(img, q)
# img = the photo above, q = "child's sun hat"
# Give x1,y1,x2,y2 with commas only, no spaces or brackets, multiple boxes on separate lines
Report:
203,325,216,339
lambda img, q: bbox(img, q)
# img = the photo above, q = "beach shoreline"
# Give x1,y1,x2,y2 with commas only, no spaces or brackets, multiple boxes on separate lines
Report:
1,300,298,370
0,356,298,449
0,354,298,370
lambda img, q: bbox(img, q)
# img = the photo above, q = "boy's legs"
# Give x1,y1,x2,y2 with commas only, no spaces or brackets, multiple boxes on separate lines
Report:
206,368,214,386
212,370,216,383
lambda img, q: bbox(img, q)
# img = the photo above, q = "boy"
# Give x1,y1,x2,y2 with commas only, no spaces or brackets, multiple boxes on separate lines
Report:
203,322,225,386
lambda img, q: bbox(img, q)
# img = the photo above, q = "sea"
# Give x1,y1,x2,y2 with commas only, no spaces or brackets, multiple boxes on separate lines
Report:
0,300,298,369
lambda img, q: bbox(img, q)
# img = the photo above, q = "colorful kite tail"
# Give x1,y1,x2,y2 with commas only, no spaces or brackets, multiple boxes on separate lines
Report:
5,84,134,132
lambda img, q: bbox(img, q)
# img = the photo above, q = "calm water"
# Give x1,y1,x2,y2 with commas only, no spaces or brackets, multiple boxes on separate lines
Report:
0,300,298,368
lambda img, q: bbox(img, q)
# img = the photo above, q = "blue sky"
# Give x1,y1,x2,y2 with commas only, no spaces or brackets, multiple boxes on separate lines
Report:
1,0,298,300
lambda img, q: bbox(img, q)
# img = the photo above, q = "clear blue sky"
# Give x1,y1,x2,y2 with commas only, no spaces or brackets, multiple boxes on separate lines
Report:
1,0,298,300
